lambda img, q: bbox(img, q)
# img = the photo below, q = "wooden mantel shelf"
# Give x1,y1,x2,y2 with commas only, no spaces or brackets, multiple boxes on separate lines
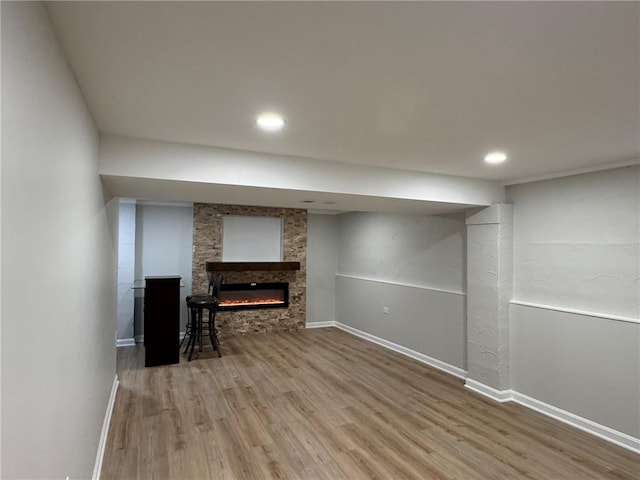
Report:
206,261,300,272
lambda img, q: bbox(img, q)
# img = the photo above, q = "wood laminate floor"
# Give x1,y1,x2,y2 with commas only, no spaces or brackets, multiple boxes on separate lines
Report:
102,327,639,480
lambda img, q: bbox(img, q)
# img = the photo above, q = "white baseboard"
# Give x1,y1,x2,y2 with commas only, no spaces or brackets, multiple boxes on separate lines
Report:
93,375,119,480
306,321,336,329
116,338,135,347
465,379,640,454
312,321,639,454
334,321,467,380
464,378,512,403
129,332,185,345
510,391,640,454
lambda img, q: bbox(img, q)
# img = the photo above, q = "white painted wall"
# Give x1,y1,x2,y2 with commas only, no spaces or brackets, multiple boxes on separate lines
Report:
135,204,193,333
337,212,466,292
100,134,505,212
222,215,283,261
465,205,513,391
306,215,338,324
507,166,640,439
335,212,467,369
509,166,639,318
117,201,136,340
1,3,117,478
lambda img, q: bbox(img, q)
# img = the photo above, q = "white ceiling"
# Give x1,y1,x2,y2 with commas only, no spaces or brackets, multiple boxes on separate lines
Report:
47,1,638,187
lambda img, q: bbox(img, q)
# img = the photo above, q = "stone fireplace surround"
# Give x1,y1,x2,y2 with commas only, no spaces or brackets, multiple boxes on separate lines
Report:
192,203,307,338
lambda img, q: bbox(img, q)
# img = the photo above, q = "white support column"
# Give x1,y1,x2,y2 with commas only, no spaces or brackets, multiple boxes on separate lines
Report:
465,204,513,393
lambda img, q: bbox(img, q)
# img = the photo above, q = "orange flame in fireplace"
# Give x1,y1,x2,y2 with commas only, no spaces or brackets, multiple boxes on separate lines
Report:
219,298,284,307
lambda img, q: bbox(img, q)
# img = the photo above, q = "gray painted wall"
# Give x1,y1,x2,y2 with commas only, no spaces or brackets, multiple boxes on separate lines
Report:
511,305,639,438
335,212,467,369
1,3,117,478
336,276,466,369
507,166,640,438
306,215,338,324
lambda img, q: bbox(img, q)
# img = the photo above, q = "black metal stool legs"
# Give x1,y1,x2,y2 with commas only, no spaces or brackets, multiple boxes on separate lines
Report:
184,305,199,361
207,307,222,358
185,296,220,361
180,308,193,348
183,273,223,361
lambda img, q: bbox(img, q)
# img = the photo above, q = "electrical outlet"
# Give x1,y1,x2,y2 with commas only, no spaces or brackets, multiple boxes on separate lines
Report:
383,306,390,314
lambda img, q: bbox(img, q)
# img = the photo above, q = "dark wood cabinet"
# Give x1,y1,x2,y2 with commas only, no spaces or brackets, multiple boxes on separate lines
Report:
144,276,181,367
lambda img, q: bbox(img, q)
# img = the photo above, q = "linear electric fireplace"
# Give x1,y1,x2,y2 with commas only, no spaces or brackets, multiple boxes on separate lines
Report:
218,282,289,311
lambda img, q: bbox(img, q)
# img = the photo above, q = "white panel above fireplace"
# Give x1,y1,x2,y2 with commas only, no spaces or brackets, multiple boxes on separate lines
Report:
222,215,283,261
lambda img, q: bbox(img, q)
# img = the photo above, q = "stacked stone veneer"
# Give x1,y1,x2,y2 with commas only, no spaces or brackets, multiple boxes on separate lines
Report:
192,203,307,338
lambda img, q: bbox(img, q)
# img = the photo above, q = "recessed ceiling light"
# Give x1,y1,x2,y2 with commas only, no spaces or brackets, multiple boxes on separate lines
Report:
484,151,508,164
256,112,285,131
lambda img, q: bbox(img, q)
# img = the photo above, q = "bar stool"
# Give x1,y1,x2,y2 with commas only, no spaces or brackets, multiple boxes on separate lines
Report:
183,274,223,361
181,273,222,345
185,294,221,361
